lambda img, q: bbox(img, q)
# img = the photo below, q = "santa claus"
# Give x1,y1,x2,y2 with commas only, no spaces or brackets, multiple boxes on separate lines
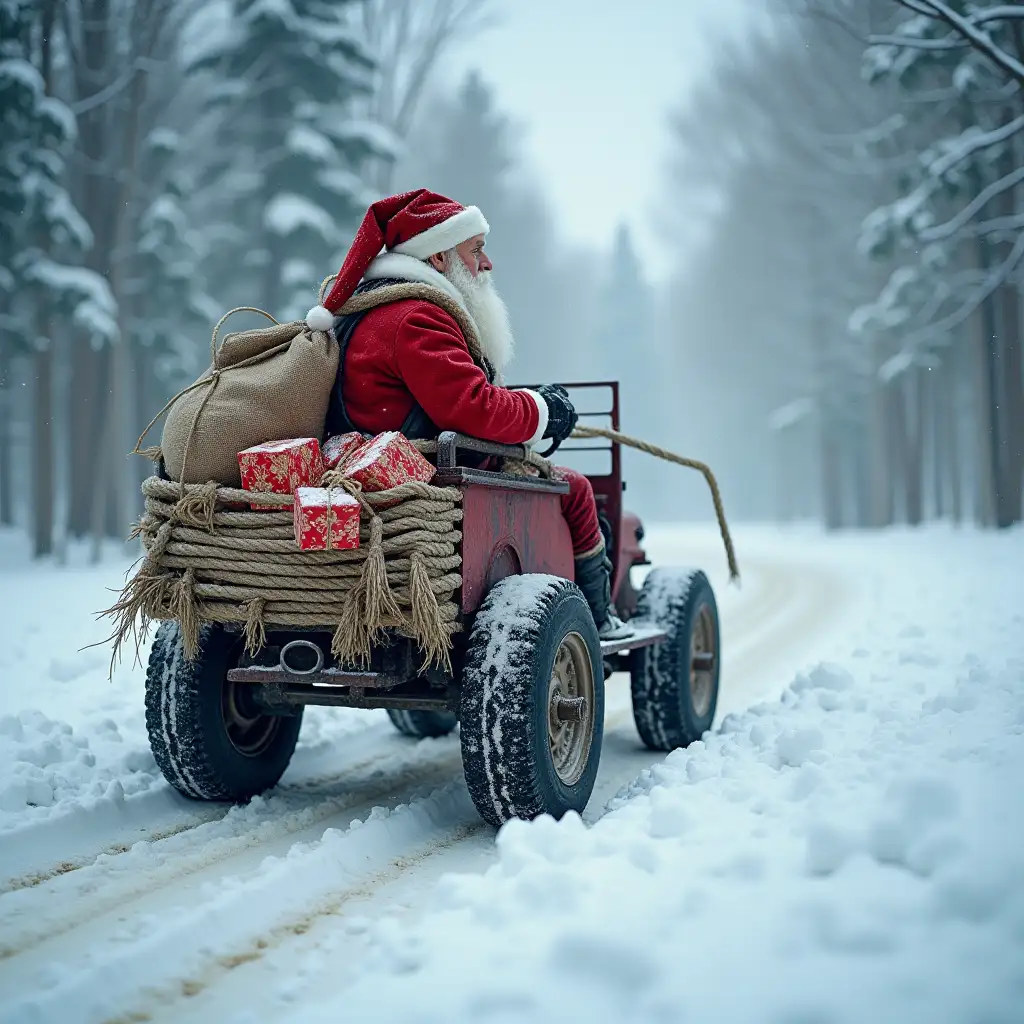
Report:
306,189,630,639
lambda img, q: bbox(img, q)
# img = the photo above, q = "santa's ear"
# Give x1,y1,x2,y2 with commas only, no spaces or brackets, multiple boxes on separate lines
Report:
427,251,447,273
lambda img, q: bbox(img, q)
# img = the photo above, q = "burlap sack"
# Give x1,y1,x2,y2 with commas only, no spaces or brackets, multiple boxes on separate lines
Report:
160,312,339,486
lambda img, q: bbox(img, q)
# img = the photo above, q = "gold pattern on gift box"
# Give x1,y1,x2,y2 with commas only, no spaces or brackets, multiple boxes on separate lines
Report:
246,463,274,493
268,451,291,483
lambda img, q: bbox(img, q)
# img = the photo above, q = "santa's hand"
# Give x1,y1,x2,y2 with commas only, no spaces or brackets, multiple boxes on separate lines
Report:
536,384,578,453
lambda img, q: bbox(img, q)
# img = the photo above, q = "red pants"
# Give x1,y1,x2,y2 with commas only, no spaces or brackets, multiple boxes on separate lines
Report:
557,466,604,559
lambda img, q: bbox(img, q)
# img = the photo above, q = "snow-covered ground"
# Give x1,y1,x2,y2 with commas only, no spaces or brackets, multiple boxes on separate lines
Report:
0,523,1021,1023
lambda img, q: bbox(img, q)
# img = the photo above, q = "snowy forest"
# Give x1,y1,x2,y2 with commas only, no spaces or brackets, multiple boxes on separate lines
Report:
1,0,1023,561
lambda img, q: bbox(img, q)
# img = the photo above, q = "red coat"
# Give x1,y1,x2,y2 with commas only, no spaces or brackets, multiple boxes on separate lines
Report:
340,298,547,446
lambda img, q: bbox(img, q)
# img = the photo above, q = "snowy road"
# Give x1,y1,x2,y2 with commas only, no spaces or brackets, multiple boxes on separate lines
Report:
0,532,860,1024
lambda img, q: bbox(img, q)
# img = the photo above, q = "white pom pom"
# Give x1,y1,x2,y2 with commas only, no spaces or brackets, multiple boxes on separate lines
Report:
305,305,335,332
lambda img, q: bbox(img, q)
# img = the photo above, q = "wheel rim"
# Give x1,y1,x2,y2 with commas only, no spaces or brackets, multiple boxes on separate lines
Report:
689,603,717,719
221,679,281,757
547,632,596,786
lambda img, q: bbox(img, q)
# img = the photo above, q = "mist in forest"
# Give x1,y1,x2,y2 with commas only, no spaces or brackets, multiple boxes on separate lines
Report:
2,0,1022,561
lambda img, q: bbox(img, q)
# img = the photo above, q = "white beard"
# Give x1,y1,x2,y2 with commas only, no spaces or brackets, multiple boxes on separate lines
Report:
442,251,515,374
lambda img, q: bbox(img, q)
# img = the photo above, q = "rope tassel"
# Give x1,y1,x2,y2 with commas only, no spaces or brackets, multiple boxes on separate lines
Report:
409,552,451,674
243,597,267,656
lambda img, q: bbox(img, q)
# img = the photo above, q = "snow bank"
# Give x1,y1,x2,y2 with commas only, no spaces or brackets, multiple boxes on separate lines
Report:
0,541,376,845
281,526,1024,1024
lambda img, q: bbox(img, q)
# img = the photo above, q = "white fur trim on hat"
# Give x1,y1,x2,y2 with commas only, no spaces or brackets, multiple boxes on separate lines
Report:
305,304,335,331
362,252,468,311
517,389,549,448
389,206,489,260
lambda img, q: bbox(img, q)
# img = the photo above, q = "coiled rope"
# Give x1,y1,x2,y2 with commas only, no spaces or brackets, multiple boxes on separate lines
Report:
106,475,464,676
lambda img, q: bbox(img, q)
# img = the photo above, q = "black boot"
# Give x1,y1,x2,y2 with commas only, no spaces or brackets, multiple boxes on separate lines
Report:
574,549,632,640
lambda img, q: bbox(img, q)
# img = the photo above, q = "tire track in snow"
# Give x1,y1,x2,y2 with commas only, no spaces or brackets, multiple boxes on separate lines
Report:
137,551,857,1023
0,539,779,895
0,718,431,895
0,549,855,1024
0,741,465,961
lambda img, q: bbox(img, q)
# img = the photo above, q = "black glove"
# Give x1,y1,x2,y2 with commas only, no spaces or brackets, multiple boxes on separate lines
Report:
536,383,578,448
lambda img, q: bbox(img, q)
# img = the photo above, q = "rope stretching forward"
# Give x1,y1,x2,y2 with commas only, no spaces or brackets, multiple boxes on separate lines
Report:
571,425,740,583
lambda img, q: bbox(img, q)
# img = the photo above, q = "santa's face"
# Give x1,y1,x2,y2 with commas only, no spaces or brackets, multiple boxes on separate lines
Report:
452,234,493,277
439,239,515,374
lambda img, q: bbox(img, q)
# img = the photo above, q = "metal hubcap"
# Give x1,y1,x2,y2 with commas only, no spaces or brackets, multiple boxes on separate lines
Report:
547,632,596,786
689,603,717,718
222,680,280,757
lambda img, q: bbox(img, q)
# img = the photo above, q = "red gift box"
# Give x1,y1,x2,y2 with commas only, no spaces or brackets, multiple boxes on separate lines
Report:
322,432,366,471
238,437,324,511
293,486,360,550
342,431,434,493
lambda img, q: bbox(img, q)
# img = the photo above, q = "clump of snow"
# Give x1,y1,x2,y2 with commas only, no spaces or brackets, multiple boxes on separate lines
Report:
21,258,119,343
264,194,337,241
286,125,336,163
0,710,142,815
330,119,401,160
0,57,44,99
317,166,374,205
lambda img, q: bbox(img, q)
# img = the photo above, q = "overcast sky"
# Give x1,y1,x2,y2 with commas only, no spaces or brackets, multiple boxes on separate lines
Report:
446,0,756,278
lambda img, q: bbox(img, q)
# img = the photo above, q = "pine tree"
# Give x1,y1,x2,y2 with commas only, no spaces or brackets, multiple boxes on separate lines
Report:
859,0,1024,527
0,0,113,549
191,0,397,321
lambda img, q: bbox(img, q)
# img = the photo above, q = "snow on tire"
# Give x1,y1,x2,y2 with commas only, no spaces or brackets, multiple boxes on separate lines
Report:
460,574,604,827
387,708,458,739
145,622,303,801
630,569,720,751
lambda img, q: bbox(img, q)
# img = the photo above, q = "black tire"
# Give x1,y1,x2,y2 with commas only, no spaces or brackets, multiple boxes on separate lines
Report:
460,575,604,827
145,622,303,801
386,708,458,739
630,569,720,751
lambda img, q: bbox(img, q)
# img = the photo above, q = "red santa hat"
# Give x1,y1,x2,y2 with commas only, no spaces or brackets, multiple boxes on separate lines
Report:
305,189,489,331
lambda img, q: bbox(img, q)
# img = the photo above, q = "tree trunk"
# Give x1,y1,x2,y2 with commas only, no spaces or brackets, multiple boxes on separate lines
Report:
988,94,1021,528
973,237,1001,527
66,345,99,536
0,341,12,527
32,0,58,558
943,348,962,525
996,27,1024,525
89,389,112,563
999,282,1023,524
852,410,873,527
69,0,113,538
887,378,902,522
906,368,925,526
930,366,945,520
890,371,925,525
32,342,54,557
868,366,893,528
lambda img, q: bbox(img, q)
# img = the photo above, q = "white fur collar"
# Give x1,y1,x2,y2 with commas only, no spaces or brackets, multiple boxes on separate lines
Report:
362,252,468,312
